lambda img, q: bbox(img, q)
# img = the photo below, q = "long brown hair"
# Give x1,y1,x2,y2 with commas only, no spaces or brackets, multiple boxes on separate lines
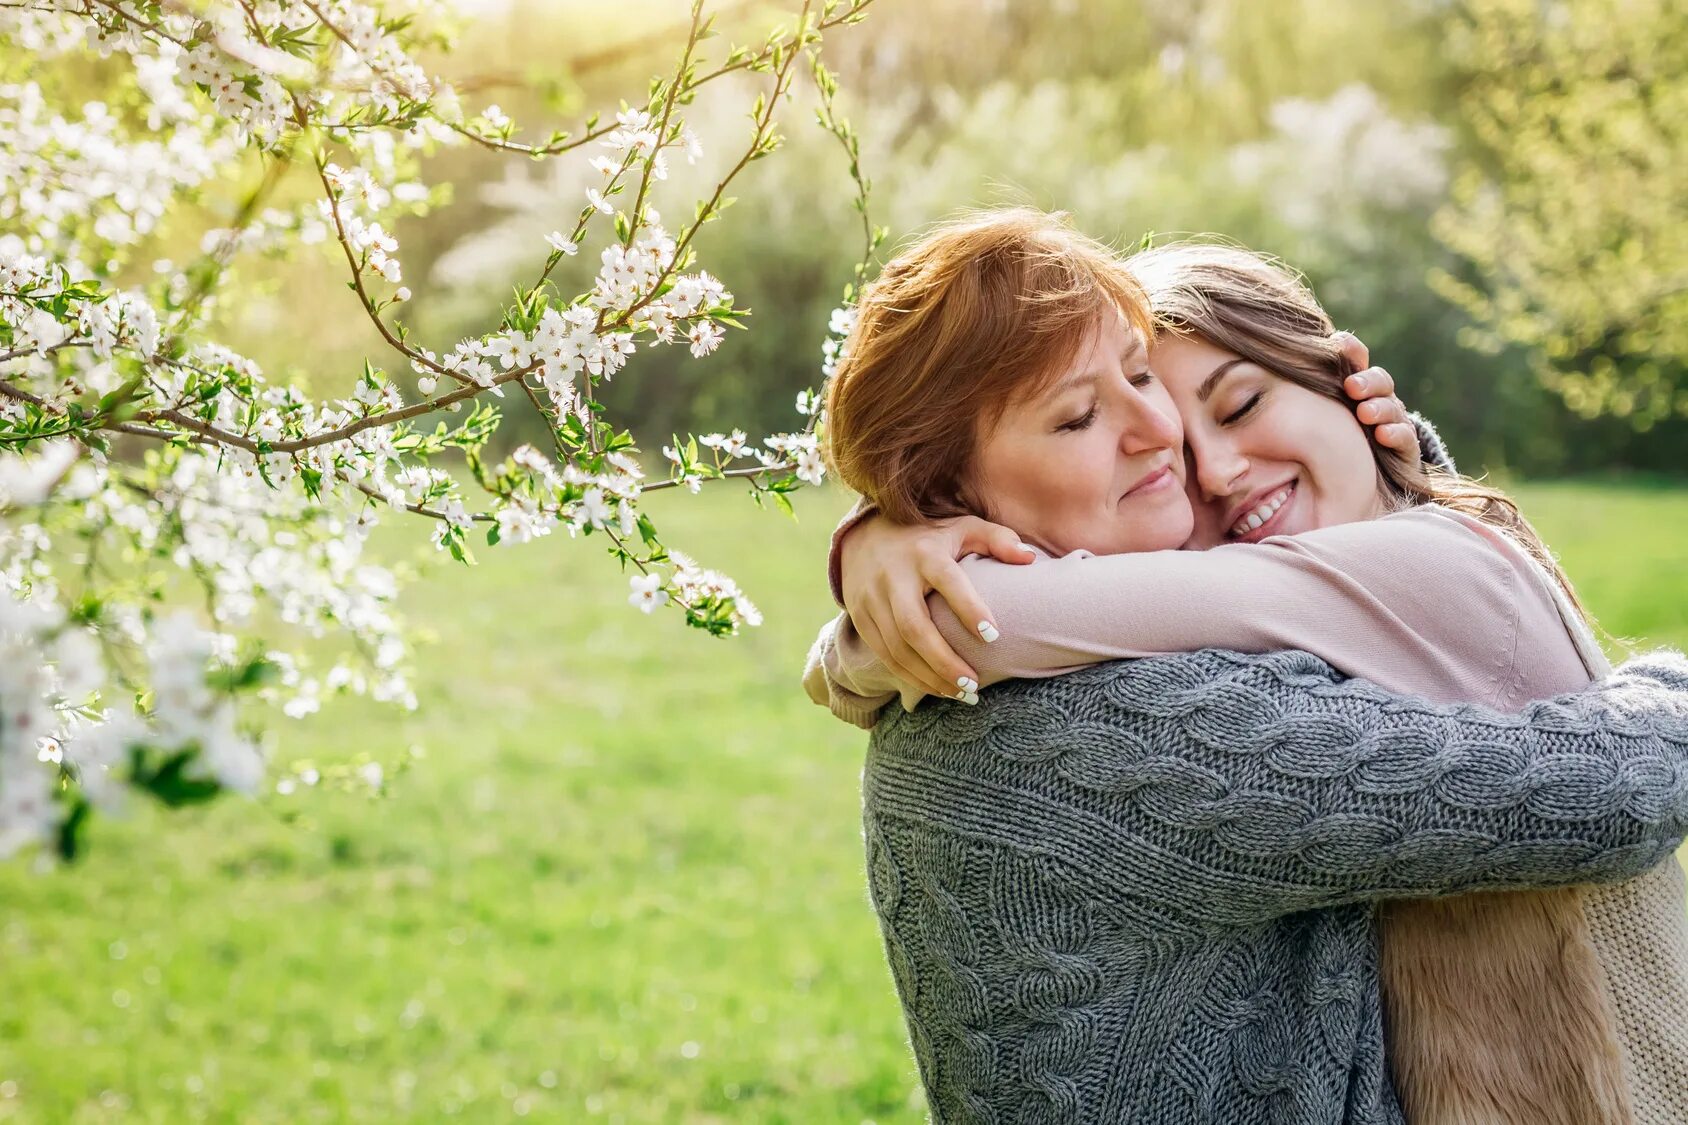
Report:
825,208,1153,524
1126,241,1588,619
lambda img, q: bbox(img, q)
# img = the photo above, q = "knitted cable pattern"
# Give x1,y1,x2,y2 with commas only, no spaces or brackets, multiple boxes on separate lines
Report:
863,648,1688,1124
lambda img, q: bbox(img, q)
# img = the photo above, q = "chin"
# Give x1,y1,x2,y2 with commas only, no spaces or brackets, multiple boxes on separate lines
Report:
1139,510,1194,552
1125,494,1195,550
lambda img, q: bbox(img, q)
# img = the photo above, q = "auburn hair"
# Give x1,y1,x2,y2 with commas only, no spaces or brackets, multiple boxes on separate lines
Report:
824,208,1153,524
1126,240,1587,618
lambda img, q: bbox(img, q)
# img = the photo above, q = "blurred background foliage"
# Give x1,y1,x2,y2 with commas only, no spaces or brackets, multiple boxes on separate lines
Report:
209,0,1686,480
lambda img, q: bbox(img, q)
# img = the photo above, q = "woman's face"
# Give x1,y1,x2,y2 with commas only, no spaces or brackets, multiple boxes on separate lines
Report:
1151,332,1384,550
968,312,1193,557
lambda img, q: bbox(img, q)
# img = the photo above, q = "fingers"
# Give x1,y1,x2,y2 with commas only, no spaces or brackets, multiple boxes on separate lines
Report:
1374,421,1420,456
1355,393,1406,426
927,558,994,670
1344,364,1395,405
888,595,975,702
860,607,948,702
1341,356,1422,467
1334,331,1370,372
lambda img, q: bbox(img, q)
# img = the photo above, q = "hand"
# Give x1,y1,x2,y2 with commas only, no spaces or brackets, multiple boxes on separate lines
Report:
1336,333,1420,470
839,512,1034,702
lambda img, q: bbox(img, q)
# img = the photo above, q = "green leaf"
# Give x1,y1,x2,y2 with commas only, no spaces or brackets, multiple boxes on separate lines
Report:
131,748,223,808
55,795,91,862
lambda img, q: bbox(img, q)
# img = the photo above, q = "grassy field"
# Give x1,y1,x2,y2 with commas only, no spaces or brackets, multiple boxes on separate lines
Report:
1,480,1684,1123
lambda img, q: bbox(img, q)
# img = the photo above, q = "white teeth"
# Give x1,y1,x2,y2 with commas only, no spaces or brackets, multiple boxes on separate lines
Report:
1231,485,1293,537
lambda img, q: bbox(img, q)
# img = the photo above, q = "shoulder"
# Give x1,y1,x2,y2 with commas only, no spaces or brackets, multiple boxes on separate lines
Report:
1293,503,1509,555
1271,504,1524,596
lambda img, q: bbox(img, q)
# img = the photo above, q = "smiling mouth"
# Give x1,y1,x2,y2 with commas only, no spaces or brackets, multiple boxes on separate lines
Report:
1122,464,1175,501
1228,480,1296,541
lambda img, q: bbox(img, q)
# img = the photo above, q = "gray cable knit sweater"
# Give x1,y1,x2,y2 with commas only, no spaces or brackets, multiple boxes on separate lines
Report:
863,648,1688,1124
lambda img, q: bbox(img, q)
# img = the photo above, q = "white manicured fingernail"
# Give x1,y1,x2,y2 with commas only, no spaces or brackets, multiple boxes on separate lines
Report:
962,691,979,706
977,621,999,643
957,676,978,693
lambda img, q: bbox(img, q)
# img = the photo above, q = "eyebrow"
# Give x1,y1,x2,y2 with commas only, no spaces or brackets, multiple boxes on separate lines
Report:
1043,339,1148,401
1196,359,1249,403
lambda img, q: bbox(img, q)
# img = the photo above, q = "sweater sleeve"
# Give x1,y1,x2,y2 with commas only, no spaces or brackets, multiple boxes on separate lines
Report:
802,615,898,729
826,497,878,608
806,507,1534,727
867,648,1688,926
917,508,1535,706
1411,410,1457,474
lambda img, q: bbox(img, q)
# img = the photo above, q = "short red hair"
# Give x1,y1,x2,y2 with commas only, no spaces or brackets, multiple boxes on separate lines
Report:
825,208,1153,523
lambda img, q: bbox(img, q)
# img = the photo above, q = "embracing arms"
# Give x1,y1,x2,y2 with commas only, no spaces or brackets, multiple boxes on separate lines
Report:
807,505,1545,726
865,647,1688,926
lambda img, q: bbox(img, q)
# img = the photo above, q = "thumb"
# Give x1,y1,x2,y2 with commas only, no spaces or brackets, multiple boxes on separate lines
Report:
973,522,1036,564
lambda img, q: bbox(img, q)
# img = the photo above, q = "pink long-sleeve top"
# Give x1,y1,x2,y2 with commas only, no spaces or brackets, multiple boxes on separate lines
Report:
802,504,1597,727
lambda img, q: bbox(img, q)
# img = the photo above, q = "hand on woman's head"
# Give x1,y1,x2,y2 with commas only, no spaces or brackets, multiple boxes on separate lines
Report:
839,512,1034,702
1335,333,1421,469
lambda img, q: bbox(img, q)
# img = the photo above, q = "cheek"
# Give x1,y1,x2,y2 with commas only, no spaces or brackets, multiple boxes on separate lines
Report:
1184,488,1231,549
980,434,1101,522
1292,400,1380,507
1038,431,1115,517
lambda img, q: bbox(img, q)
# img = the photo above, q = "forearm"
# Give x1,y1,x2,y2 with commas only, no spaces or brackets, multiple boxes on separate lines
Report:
927,509,1517,705
827,497,878,607
802,615,901,728
871,647,1688,925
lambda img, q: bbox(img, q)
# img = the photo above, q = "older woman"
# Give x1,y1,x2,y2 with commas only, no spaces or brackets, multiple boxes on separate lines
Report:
808,209,1688,1123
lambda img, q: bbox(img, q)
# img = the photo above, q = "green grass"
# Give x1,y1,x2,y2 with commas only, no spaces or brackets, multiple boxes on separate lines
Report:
0,480,1684,1123
1511,480,1688,652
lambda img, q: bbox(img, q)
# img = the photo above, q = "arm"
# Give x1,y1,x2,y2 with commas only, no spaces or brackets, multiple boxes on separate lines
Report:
867,647,1688,925
803,615,901,729
855,508,1526,706
825,349,1442,698
805,502,1493,728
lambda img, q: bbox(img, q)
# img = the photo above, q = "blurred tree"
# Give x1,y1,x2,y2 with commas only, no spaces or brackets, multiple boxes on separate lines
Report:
235,0,1686,476
1432,0,1688,430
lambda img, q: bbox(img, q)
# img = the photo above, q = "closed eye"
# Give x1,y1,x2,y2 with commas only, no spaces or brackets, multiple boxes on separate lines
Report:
1128,369,1155,388
1058,405,1098,432
1221,392,1263,426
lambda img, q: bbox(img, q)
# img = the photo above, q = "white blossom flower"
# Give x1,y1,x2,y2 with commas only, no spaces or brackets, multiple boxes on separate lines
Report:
0,0,853,858
628,572,668,614
686,321,724,358
680,127,703,164
575,487,612,529
796,448,826,485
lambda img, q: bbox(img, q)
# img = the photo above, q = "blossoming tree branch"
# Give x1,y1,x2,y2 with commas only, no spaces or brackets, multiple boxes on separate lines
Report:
0,0,878,860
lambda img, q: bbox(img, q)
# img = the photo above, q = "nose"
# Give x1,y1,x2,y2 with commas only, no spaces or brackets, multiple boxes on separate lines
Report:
1118,387,1181,455
1190,428,1248,500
